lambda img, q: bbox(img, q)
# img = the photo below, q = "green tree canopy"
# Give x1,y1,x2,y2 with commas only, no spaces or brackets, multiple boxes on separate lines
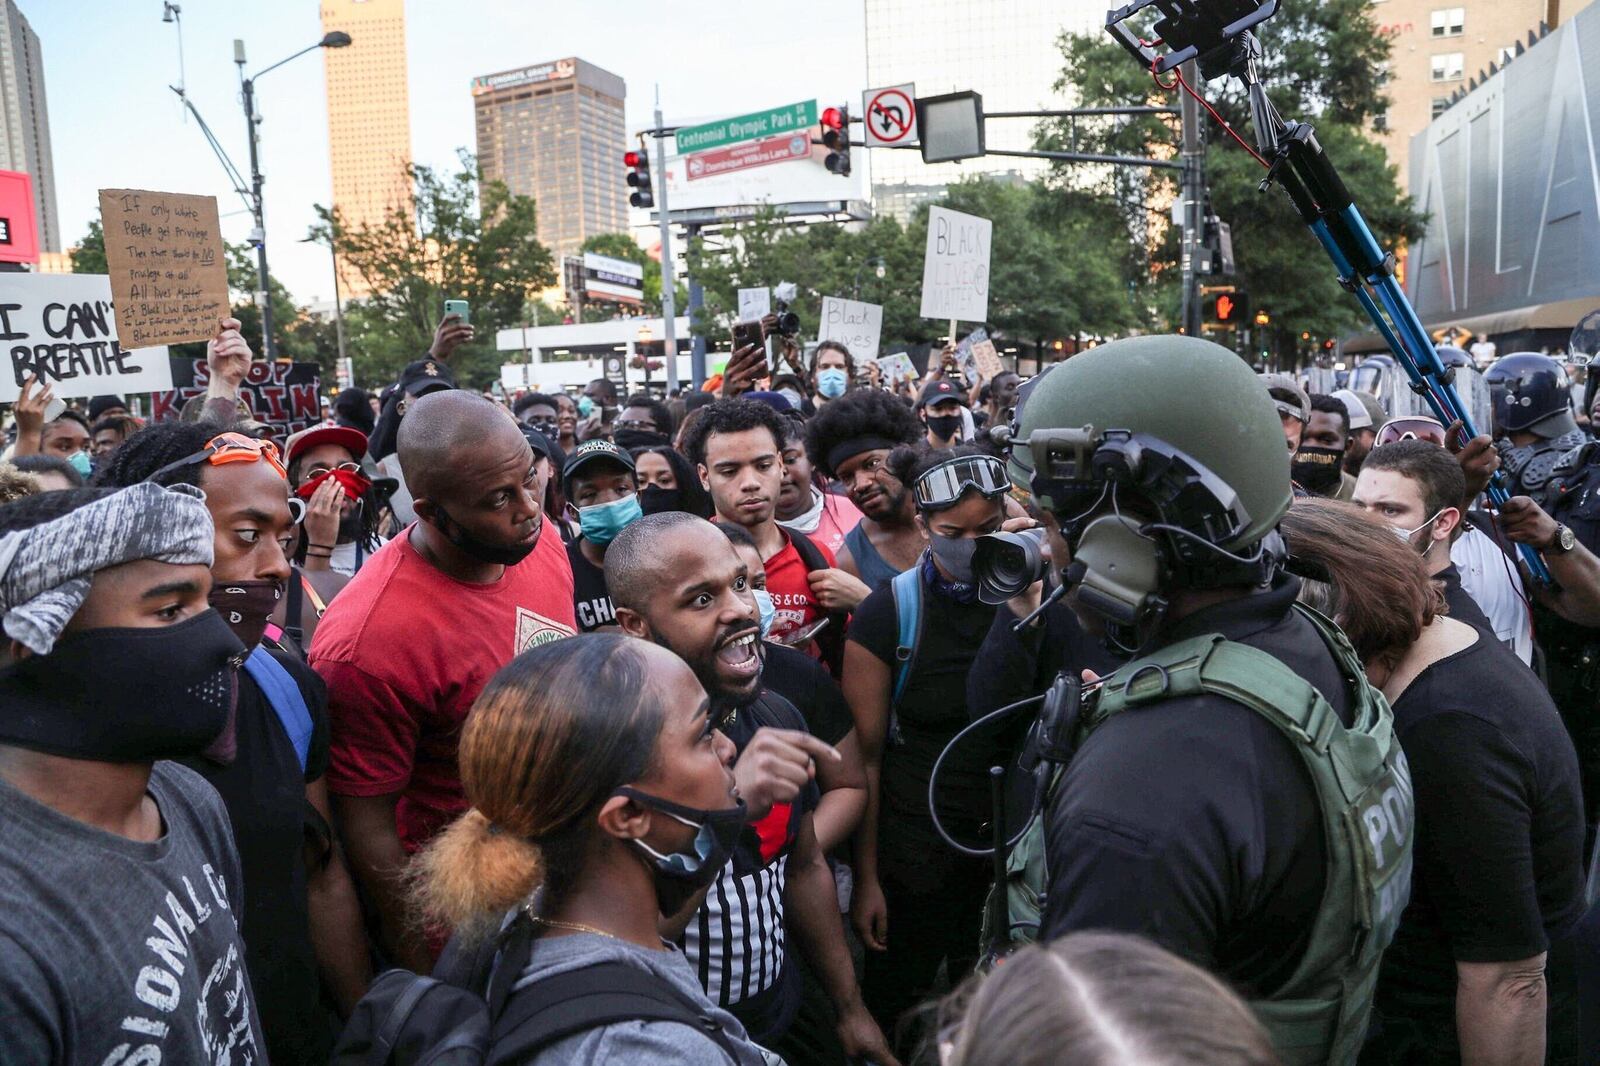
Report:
1037,0,1422,358
310,150,556,389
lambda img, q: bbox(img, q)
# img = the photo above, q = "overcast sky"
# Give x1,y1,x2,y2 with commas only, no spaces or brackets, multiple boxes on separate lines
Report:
29,0,868,305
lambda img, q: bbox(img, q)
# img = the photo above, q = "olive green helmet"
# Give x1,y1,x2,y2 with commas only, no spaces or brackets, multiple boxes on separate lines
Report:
1009,334,1291,550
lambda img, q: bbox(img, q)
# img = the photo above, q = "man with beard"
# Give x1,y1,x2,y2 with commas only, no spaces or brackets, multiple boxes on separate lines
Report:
1294,394,1359,500
806,390,926,591
607,513,895,1066
0,483,265,1064
311,391,575,971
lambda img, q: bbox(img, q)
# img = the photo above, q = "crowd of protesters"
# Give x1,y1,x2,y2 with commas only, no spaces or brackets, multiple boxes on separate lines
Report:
2,307,1600,1066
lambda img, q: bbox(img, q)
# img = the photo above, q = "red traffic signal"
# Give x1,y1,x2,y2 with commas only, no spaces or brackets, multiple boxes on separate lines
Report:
821,107,843,129
623,150,641,167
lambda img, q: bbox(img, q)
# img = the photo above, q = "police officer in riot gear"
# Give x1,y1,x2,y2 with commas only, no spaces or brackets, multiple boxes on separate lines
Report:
1486,353,1587,500
998,335,1414,1066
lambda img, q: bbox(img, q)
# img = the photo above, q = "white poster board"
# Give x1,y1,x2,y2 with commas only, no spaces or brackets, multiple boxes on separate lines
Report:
737,287,771,322
0,273,172,401
919,206,992,322
817,296,883,367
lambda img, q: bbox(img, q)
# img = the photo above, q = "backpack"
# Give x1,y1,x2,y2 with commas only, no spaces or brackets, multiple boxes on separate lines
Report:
241,646,312,771
787,529,848,676
884,566,924,746
331,913,745,1065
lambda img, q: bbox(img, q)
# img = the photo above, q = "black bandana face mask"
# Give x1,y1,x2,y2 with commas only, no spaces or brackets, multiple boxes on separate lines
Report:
638,485,686,516
0,610,245,763
1291,445,1345,493
434,505,540,567
208,579,283,649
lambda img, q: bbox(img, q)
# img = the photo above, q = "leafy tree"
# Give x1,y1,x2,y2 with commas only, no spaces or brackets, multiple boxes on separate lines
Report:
310,150,556,389
1037,0,1423,360
69,220,107,274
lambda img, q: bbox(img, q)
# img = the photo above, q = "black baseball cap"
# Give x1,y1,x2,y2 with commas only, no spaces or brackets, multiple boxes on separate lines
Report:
562,438,635,489
397,359,456,397
521,425,564,469
918,379,965,409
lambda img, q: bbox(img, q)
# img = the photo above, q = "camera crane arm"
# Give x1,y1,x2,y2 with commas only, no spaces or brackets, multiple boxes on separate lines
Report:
1105,0,1552,585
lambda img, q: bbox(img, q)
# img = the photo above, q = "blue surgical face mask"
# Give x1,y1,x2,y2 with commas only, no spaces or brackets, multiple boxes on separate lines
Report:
67,450,93,478
578,493,643,546
577,396,595,418
752,588,776,638
816,367,849,399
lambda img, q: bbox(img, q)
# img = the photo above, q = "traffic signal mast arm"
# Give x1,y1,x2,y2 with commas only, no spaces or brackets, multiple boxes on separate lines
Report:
1103,0,1552,585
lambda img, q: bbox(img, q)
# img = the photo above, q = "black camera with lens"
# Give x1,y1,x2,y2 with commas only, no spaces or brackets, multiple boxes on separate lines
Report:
771,301,801,338
973,527,1049,605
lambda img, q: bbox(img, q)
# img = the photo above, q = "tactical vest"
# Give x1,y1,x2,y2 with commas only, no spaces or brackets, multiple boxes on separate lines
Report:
989,604,1414,1066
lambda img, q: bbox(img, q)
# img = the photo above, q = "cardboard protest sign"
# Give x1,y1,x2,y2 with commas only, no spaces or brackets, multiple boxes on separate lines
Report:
99,188,230,349
971,337,1004,379
919,206,992,322
0,273,172,401
818,296,883,367
737,287,771,322
876,352,918,386
151,357,322,440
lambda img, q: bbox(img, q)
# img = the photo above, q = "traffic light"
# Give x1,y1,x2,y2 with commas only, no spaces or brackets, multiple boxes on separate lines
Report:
625,147,653,209
822,106,851,176
1202,288,1249,330
1255,309,1270,327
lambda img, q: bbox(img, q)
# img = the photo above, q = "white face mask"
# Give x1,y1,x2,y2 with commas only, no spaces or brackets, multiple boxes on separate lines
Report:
1391,509,1443,551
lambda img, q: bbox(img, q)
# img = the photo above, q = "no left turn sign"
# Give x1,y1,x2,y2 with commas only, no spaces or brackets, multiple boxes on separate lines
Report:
863,84,918,147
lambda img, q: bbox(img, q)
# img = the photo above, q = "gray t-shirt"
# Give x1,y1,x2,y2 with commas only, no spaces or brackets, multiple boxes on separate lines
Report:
0,761,264,1065
507,930,782,1065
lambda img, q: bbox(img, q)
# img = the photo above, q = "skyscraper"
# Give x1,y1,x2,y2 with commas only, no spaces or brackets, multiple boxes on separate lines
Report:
472,58,628,260
0,1,58,253
863,0,1097,220
320,0,412,294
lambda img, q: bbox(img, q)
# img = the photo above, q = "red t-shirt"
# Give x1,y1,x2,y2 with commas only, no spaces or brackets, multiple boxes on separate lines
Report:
309,523,576,852
764,530,835,646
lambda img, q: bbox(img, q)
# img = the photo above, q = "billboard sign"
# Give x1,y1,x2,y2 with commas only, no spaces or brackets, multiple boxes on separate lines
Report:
581,252,644,304
0,170,38,264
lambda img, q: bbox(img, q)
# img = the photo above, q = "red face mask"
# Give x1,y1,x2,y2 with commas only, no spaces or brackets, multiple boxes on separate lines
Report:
295,466,371,502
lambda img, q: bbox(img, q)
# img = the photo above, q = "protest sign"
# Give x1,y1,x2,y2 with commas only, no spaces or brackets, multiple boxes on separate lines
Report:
818,296,883,367
151,356,322,439
919,206,992,323
876,352,918,386
99,188,230,349
0,273,171,401
737,287,771,322
971,336,1004,379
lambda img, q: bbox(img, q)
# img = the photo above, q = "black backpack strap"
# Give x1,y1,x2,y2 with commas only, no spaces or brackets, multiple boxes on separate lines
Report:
488,959,742,1064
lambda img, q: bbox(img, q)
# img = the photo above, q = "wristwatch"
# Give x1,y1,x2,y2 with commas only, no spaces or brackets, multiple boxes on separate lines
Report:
1549,523,1577,554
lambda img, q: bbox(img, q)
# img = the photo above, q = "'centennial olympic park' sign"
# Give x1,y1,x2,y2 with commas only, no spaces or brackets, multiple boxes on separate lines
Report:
675,100,818,156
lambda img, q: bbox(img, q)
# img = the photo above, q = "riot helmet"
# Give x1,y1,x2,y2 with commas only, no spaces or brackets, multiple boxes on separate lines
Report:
1484,353,1576,437
1005,335,1289,648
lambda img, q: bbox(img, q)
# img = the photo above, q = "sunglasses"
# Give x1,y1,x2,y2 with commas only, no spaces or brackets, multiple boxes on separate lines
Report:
148,432,288,483
913,454,1010,510
1375,416,1447,447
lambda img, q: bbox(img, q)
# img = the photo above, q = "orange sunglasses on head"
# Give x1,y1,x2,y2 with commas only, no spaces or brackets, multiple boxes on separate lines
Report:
147,431,287,483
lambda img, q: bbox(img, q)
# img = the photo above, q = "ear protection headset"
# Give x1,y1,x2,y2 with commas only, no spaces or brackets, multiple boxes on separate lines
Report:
1008,425,1279,645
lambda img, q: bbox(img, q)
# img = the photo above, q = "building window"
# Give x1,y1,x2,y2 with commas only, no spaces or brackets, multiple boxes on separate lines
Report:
1431,97,1450,118
1431,8,1464,37
1431,52,1464,81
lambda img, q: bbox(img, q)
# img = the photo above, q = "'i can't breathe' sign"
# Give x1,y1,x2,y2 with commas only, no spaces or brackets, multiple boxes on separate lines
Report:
0,273,171,401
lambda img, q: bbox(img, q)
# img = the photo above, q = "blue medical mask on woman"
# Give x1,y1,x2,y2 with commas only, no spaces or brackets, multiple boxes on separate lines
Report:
578,494,643,546
816,368,849,399
752,588,776,638
68,450,93,478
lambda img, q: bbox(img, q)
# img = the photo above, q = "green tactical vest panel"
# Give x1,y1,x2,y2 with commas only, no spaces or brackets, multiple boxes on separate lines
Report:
993,605,1413,1066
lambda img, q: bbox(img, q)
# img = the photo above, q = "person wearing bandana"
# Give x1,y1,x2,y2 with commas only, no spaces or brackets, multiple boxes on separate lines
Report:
839,445,1021,1055
0,483,266,1064
285,424,389,578
97,418,372,1063
1292,394,1359,500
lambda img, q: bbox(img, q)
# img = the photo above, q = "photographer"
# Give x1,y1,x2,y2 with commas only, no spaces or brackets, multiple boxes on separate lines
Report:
841,444,1024,1051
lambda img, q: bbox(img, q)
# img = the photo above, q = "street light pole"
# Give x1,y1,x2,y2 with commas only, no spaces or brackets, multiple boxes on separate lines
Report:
232,31,352,361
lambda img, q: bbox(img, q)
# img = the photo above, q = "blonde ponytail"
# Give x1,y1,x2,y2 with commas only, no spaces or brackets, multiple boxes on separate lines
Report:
407,809,544,939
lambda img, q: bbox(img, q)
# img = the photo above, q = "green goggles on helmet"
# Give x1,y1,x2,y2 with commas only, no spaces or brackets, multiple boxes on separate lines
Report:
1010,426,1255,550
913,454,1011,511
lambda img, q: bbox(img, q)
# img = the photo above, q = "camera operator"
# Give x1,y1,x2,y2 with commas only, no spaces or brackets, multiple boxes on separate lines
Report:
998,335,1413,1066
